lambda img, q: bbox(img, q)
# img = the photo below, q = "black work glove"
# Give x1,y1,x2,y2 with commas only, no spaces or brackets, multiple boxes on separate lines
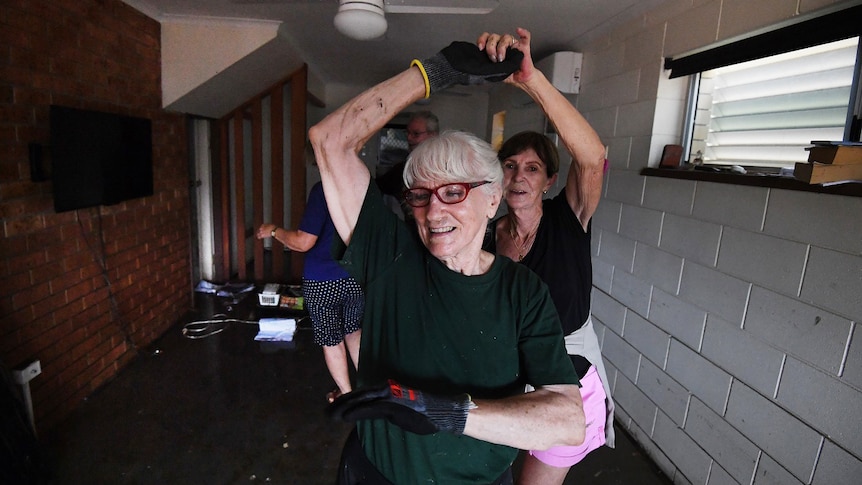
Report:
412,41,524,97
326,379,475,435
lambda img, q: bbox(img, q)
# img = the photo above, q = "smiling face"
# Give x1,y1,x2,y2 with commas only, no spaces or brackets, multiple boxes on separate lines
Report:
411,180,500,269
404,131,503,273
502,148,556,211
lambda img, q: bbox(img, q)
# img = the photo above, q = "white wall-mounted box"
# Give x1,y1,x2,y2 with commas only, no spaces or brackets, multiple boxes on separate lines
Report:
536,51,583,94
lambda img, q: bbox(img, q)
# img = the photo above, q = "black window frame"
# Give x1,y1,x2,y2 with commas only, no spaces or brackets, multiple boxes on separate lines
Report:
646,3,862,197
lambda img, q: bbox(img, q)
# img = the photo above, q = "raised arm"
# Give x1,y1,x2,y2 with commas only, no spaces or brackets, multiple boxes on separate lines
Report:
480,28,606,230
310,42,525,243
308,69,426,245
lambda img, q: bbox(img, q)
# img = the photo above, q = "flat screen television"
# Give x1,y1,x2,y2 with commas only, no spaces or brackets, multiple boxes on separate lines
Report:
50,105,153,213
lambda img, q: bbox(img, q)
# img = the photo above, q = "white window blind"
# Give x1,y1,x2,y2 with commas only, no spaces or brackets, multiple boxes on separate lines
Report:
692,37,858,168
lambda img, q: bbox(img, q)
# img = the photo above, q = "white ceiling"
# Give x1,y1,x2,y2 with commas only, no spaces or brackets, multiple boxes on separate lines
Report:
122,0,672,115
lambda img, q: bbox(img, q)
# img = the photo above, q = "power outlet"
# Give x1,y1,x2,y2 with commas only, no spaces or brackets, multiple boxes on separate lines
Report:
13,360,41,385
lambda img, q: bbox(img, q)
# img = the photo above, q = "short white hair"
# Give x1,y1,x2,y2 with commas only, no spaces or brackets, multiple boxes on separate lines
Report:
404,131,503,195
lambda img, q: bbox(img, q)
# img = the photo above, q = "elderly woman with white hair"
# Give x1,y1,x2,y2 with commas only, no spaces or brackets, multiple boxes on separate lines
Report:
311,29,585,485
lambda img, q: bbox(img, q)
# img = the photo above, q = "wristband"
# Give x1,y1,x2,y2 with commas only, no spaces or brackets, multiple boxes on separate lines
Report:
271,228,278,238
411,59,431,99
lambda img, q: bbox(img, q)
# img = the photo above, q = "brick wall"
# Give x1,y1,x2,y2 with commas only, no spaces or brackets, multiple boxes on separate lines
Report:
570,1,862,483
0,0,191,431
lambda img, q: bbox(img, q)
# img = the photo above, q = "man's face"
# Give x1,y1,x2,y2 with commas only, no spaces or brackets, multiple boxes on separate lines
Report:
406,118,434,152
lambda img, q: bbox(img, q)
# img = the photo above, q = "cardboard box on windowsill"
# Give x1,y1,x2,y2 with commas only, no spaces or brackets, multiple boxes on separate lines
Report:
794,161,862,184
806,142,862,165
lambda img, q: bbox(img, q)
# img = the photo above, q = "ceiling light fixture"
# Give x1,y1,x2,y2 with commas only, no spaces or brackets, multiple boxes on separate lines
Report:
334,0,388,41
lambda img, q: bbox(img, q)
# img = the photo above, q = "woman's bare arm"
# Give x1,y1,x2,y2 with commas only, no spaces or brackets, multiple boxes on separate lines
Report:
481,27,606,230
308,69,426,244
464,384,585,450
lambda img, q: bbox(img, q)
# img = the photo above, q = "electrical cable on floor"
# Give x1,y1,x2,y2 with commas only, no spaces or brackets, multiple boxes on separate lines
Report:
182,313,309,339
181,314,311,339
181,313,259,339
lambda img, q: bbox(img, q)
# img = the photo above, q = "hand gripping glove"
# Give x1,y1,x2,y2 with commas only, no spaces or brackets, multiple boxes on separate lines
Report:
326,379,475,435
411,41,524,98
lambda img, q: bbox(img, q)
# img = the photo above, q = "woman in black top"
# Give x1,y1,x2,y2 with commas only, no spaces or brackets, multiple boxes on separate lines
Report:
481,27,616,485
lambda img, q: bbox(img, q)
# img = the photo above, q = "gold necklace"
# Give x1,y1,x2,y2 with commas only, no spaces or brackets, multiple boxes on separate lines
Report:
507,218,539,262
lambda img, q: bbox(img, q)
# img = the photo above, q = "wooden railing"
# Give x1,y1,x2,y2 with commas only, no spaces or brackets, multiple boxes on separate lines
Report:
213,64,310,283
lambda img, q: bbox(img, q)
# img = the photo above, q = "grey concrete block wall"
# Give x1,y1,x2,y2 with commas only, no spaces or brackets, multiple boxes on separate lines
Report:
715,228,807,297
649,288,706,350
611,268,652,317
626,311,671,367
685,398,759,484
814,441,862,484
678,262,750,326
844,322,862,388
566,1,862,483
801,247,862,320
620,205,664,246
633,243,683,295
691,182,768,232
602,325,642,382
654,411,712,484
659,214,722,266
725,382,823,482
745,287,851,375
763,190,862,254
666,342,732,414
753,454,806,485
777,358,862,455
612,365,659,432
592,164,860,485
707,464,739,485
639,359,689,426
700,315,784,398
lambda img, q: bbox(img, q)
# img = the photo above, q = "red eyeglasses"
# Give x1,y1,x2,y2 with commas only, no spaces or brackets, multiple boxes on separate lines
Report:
402,181,491,208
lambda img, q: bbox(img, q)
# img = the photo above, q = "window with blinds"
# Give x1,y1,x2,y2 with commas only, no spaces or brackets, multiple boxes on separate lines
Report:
687,37,860,168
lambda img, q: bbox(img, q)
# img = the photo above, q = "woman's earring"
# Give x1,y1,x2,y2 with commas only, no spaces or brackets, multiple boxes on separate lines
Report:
543,189,548,194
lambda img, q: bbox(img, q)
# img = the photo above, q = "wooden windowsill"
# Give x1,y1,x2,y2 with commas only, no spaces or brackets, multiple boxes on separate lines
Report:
641,167,862,197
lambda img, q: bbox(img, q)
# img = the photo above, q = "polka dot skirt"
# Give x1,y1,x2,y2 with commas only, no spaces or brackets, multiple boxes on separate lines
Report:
302,277,364,347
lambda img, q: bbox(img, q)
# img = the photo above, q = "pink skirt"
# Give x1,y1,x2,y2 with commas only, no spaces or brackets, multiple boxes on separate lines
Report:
529,365,607,467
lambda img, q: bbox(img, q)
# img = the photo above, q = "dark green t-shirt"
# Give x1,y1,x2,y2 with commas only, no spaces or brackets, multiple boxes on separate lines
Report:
335,184,577,484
